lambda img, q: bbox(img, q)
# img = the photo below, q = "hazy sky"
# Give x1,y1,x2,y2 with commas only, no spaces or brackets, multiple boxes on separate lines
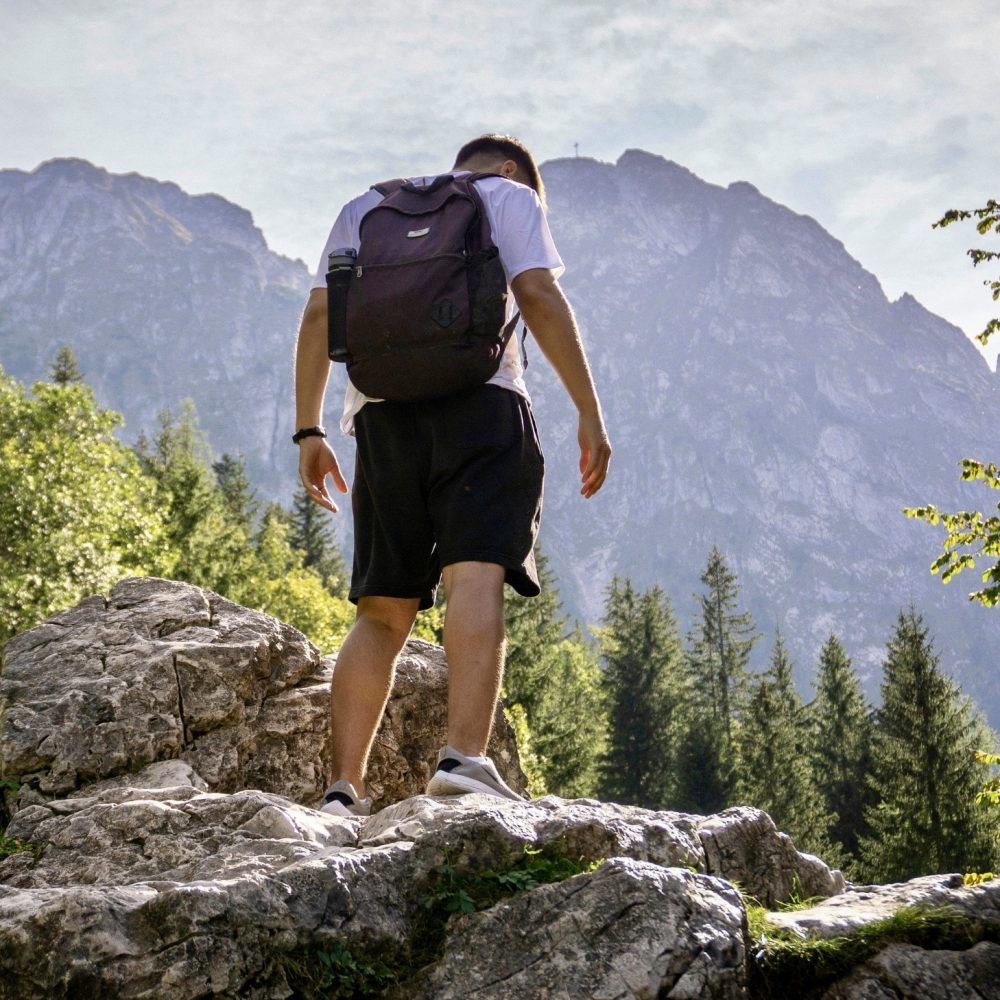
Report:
3,0,998,367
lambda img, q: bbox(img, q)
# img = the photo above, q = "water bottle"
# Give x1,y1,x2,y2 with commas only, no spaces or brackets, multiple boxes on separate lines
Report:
326,247,357,363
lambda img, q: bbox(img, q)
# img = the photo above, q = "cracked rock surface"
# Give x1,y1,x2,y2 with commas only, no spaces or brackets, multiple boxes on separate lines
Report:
0,778,839,999
0,577,526,817
3,578,994,999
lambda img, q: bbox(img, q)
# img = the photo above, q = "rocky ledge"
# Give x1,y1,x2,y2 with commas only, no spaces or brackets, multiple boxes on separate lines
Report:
0,578,997,999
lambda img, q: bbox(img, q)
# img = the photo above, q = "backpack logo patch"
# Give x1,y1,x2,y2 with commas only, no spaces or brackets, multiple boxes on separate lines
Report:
431,298,462,328
407,227,430,238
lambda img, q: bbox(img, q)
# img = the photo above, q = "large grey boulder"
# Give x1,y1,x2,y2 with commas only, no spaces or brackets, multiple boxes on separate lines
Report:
768,872,1000,939
395,859,748,1000
0,577,325,806
0,577,526,818
820,941,1000,999
0,775,844,998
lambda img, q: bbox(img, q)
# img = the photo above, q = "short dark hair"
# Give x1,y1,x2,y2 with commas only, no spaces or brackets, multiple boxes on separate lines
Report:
453,133,546,210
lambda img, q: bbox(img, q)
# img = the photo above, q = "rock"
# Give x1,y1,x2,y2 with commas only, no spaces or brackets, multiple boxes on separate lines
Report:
0,577,325,806
0,777,839,998
820,941,1000,999
697,806,845,906
394,858,748,1000
767,874,1000,939
0,578,526,818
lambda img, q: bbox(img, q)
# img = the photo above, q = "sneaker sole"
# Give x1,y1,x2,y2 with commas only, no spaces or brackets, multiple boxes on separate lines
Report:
425,769,522,801
319,800,367,818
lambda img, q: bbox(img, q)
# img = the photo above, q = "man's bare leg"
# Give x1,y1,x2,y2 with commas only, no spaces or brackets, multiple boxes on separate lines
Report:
329,595,420,797
441,561,507,755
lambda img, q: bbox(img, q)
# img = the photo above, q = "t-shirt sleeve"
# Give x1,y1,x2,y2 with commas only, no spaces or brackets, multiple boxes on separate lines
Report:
310,204,355,290
487,183,565,284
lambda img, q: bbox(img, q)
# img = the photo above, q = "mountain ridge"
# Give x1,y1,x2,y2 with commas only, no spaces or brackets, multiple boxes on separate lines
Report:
1,152,997,722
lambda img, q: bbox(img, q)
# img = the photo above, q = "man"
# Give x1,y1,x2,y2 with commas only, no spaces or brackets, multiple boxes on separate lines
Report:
293,134,610,817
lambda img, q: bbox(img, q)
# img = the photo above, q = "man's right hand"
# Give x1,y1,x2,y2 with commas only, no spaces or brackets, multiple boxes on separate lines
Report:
298,436,349,513
579,411,612,498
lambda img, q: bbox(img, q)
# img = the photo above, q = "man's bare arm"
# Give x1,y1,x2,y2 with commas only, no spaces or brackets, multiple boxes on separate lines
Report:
511,268,611,498
293,288,348,512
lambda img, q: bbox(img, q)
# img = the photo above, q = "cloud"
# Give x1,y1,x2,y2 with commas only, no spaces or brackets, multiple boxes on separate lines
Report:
2,0,997,362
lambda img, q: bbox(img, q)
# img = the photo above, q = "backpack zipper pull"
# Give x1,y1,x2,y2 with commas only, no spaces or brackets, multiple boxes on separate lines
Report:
356,265,363,277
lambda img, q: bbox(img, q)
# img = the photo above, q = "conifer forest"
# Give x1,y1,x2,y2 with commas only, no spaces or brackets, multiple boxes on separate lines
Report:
2,348,999,886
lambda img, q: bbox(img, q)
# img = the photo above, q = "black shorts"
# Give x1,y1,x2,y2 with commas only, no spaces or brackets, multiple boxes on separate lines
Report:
349,384,545,610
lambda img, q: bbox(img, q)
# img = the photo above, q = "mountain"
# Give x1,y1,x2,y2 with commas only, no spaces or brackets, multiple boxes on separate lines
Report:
533,150,999,713
0,157,314,495
0,154,997,722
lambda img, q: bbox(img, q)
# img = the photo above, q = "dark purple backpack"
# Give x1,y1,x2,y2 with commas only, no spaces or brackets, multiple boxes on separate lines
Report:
326,172,519,402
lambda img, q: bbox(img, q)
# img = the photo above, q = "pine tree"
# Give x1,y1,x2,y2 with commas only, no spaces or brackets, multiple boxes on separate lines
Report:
808,634,874,871
526,629,607,798
133,398,256,600
680,546,759,810
735,632,834,858
503,550,566,720
502,552,606,797
213,452,260,534
859,609,1000,882
49,345,84,385
290,484,349,597
599,577,686,809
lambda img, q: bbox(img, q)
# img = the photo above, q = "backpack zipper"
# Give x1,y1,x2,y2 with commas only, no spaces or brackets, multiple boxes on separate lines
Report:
354,251,467,278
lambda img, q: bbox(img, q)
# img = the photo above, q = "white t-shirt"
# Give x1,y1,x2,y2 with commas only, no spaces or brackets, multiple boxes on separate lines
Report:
311,171,565,435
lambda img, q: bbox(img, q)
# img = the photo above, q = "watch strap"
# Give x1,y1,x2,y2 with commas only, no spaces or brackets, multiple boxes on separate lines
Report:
292,425,327,445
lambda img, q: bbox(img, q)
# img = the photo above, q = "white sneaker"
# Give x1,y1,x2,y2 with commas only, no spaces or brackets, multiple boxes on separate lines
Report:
319,779,371,817
425,746,525,802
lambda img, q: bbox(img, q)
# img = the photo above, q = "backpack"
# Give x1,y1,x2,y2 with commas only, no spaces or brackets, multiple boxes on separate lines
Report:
326,172,520,402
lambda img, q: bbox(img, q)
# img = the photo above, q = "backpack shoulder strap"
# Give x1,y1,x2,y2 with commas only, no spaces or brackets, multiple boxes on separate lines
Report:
370,177,407,197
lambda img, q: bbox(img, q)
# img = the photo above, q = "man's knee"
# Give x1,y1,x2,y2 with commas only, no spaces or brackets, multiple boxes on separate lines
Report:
442,561,506,606
355,596,419,642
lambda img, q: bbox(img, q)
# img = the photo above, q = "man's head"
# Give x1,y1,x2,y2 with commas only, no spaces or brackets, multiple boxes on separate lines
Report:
453,133,546,210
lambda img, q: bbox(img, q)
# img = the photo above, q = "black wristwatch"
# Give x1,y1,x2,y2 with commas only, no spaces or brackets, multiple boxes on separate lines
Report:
292,425,327,445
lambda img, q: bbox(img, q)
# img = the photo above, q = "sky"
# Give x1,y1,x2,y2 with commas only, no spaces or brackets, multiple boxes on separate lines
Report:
3,0,998,368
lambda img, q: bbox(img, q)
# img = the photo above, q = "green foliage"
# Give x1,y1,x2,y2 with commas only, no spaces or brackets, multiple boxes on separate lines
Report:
527,631,607,798
49,345,84,385
679,547,759,812
975,749,1000,808
290,483,348,597
807,634,875,872
412,601,445,644
238,504,355,653
503,553,607,797
904,459,1000,606
504,702,548,798
213,452,260,534
419,847,602,916
932,199,999,346
0,365,171,642
735,633,836,860
133,398,258,599
687,547,759,745
858,609,1000,883
749,901,989,999
134,402,357,652
963,870,997,886
905,201,1000,605
598,577,687,809
313,943,395,997
0,834,33,860
503,550,567,721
